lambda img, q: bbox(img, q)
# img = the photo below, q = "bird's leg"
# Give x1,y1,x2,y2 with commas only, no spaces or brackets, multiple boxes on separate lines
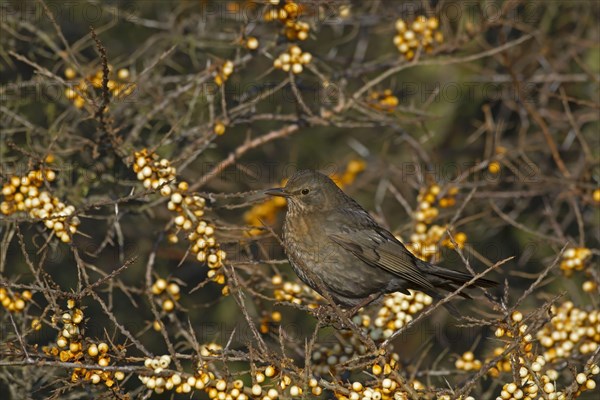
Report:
312,305,348,329
312,293,380,330
346,293,381,317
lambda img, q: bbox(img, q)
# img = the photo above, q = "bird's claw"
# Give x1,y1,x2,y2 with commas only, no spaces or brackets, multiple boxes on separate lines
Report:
312,305,350,329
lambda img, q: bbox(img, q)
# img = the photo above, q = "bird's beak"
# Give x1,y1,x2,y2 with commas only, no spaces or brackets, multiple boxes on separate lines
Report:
264,187,290,197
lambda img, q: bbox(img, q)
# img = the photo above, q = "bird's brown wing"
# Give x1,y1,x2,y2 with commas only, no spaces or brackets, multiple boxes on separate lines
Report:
328,231,436,293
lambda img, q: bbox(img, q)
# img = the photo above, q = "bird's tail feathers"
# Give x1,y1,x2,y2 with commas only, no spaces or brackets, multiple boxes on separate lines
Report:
415,260,497,317
417,260,497,289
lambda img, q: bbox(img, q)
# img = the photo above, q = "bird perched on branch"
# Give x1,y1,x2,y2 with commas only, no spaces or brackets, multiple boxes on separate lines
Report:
264,170,496,316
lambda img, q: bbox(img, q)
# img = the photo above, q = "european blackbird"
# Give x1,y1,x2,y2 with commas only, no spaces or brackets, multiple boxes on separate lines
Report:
264,170,496,315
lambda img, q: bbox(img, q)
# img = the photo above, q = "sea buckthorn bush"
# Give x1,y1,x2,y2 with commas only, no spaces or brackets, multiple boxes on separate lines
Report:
1,1,598,399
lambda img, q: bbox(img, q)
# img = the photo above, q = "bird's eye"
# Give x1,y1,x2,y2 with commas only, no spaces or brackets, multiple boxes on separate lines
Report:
301,188,310,195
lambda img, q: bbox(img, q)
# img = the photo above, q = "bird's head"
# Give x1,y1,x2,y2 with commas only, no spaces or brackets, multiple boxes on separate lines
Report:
264,170,347,215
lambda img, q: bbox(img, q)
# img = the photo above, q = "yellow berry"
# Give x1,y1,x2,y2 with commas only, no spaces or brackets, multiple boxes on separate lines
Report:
455,232,467,243
88,344,99,357
167,283,180,295
162,299,175,312
214,122,226,135
117,68,130,80
31,319,42,330
395,19,406,32
153,279,167,294
91,373,101,384
246,37,259,50
511,311,523,322
593,189,600,204
74,97,86,109
427,17,439,30
57,337,68,348
583,280,597,292
65,67,76,79
488,161,501,174
265,365,276,377
291,63,303,74
97,342,109,353
14,298,26,310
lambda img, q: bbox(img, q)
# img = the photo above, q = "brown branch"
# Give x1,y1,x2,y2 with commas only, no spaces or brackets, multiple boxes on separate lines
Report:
192,124,300,189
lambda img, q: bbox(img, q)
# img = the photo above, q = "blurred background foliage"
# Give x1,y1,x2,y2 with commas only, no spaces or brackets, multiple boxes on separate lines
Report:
1,0,599,399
